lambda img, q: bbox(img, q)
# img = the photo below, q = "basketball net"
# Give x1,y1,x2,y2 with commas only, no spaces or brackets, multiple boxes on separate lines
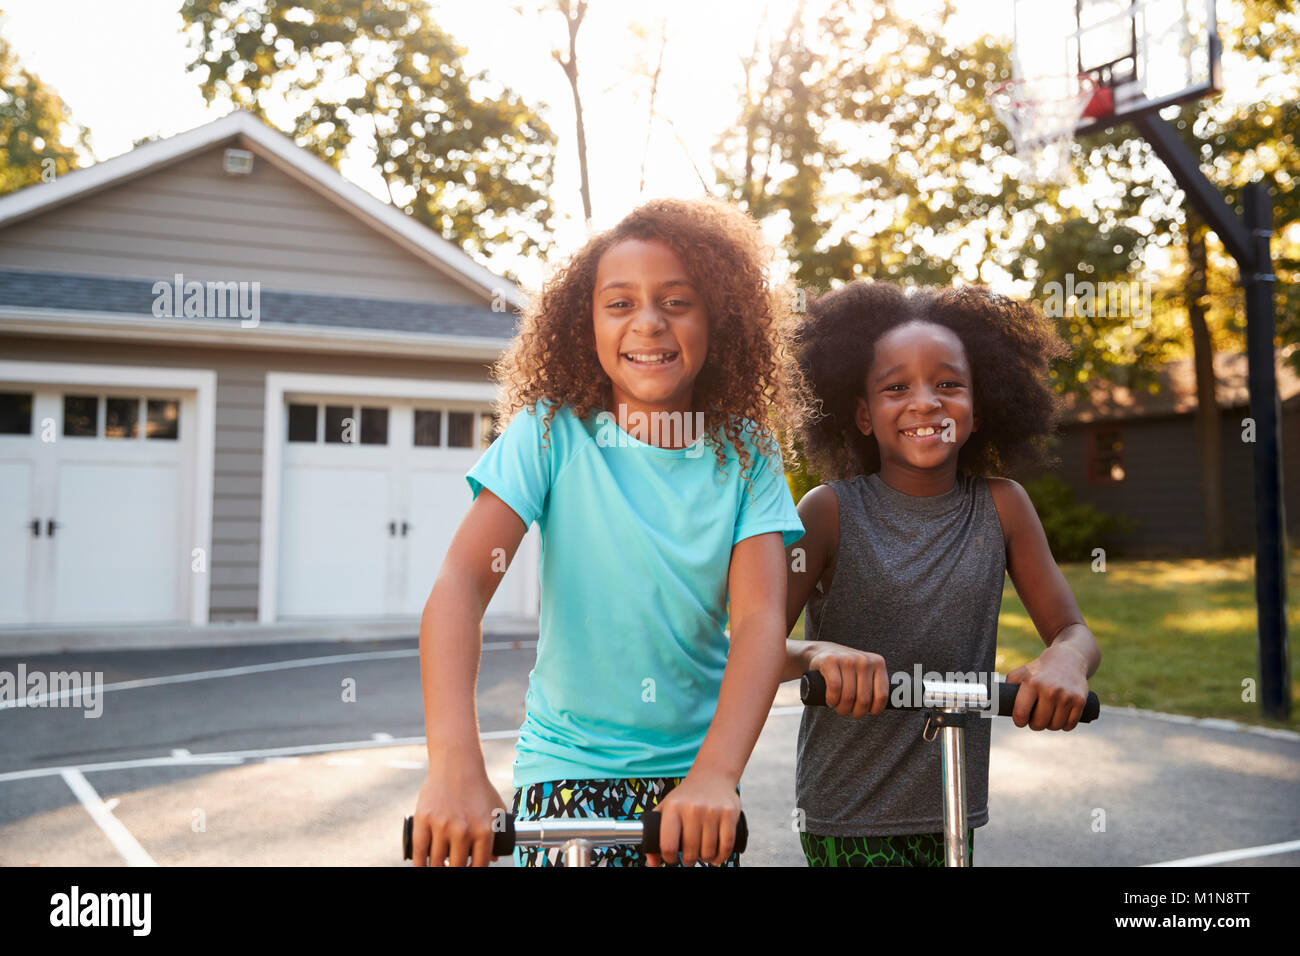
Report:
990,74,1106,186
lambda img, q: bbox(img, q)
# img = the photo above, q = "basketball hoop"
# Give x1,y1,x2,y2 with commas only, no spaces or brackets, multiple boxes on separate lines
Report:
989,74,1103,185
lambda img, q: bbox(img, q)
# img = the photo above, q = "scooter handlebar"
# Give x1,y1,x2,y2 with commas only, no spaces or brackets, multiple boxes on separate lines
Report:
402,809,748,861
799,670,1100,723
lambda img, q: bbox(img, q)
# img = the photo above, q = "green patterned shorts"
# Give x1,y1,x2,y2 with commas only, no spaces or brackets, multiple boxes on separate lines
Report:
800,828,974,867
511,776,741,867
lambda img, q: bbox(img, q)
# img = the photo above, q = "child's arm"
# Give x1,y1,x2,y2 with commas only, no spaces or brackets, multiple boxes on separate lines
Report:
781,484,889,718
411,488,528,867
647,530,788,867
989,477,1102,732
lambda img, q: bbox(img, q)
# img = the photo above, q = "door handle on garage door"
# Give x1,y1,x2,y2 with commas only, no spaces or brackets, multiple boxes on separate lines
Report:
46,519,59,537
401,521,410,536
388,521,397,537
30,519,41,537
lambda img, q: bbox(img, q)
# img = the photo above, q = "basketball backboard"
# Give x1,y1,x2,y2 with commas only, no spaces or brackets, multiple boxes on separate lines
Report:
1008,0,1223,138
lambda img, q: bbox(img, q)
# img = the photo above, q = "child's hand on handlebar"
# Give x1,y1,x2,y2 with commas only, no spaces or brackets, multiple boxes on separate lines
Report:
647,770,742,867
807,644,890,718
1005,643,1091,732
411,756,507,867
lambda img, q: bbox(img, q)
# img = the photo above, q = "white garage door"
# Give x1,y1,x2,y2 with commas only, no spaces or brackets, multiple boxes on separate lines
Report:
0,387,192,625
277,396,537,620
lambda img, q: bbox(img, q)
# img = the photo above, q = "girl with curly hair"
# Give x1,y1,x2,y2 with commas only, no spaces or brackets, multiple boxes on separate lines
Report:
411,198,810,867
780,281,1102,867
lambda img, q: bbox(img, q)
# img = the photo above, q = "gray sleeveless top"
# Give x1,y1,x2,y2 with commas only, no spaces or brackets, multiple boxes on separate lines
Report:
795,472,1005,836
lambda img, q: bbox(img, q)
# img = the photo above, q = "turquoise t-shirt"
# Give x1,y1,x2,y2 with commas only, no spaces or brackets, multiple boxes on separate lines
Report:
466,400,805,787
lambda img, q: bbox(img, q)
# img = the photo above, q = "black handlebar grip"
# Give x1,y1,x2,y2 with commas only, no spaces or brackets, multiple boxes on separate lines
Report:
800,670,828,707
640,809,749,857
401,813,517,861
997,682,1101,723
493,812,517,855
802,671,1100,723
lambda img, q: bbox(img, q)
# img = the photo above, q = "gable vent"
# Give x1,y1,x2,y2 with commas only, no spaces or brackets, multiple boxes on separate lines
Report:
223,148,255,175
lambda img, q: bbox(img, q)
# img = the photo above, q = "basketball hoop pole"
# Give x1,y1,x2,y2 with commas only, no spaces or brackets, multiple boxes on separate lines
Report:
1131,112,1290,721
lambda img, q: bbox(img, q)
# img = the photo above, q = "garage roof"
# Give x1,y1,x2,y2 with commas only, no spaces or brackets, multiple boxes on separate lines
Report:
0,267,517,339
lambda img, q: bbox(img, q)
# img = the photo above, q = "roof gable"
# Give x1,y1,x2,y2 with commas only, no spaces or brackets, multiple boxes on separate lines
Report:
0,110,523,308
1060,349,1300,423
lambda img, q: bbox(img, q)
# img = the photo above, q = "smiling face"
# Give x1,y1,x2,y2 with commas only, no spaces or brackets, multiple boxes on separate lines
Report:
592,238,709,425
855,320,977,494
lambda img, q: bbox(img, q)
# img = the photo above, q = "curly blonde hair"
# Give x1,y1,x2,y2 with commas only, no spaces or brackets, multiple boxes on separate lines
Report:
493,197,811,485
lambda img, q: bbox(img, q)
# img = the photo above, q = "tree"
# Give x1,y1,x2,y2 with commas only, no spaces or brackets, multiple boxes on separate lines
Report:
540,0,592,223
0,29,90,195
713,0,1137,392
1057,0,1300,552
180,0,558,266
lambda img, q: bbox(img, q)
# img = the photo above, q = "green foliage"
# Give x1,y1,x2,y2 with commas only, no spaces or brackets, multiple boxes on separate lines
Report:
714,0,1039,292
0,29,89,195
1022,475,1132,562
713,0,1299,385
784,436,821,504
179,0,558,266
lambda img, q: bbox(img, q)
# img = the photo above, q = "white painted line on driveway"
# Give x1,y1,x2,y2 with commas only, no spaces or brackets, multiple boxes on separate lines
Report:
0,730,521,783
1145,838,1300,867
0,641,537,709
60,768,156,867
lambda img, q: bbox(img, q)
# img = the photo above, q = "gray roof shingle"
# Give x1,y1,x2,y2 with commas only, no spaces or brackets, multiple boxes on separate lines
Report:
0,268,519,339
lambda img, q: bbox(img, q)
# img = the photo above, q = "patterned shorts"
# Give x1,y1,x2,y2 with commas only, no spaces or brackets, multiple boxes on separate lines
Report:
800,828,975,867
510,777,741,867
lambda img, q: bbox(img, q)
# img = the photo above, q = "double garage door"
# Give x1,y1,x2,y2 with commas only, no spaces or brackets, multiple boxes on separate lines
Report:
0,385,194,625
0,369,537,627
275,394,537,620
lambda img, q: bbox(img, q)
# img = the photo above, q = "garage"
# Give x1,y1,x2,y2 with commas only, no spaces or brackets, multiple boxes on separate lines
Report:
264,373,539,623
0,363,215,627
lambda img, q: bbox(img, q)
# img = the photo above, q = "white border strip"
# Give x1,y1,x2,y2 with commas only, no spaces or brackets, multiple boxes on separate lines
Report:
1104,705,1300,742
0,360,215,626
1145,838,1300,867
258,371,501,624
0,642,535,708
60,768,157,866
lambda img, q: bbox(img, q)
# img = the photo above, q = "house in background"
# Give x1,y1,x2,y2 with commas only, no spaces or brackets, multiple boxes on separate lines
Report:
1035,351,1299,556
0,110,539,645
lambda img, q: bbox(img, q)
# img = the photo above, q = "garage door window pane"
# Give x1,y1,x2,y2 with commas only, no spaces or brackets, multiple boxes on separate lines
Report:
64,395,98,437
360,407,388,445
146,399,180,440
106,397,140,438
414,409,442,447
0,392,32,434
324,405,354,444
288,403,317,442
448,411,474,448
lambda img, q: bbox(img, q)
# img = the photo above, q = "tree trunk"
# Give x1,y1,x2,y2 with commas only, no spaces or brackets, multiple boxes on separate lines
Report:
556,1,592,224
1186,210,1226,554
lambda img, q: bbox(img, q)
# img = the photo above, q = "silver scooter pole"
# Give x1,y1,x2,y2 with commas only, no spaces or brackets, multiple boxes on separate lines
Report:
801,671,1100,867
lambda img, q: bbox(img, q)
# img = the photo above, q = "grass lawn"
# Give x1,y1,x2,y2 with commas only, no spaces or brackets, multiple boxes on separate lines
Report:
788,550,1300,730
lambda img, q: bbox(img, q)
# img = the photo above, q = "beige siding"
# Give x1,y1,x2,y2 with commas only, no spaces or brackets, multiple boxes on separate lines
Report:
0,334,497,622
0,144,490,304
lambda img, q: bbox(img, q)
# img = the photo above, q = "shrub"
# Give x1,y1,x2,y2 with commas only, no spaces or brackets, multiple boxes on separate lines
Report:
1021,475,1133,562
